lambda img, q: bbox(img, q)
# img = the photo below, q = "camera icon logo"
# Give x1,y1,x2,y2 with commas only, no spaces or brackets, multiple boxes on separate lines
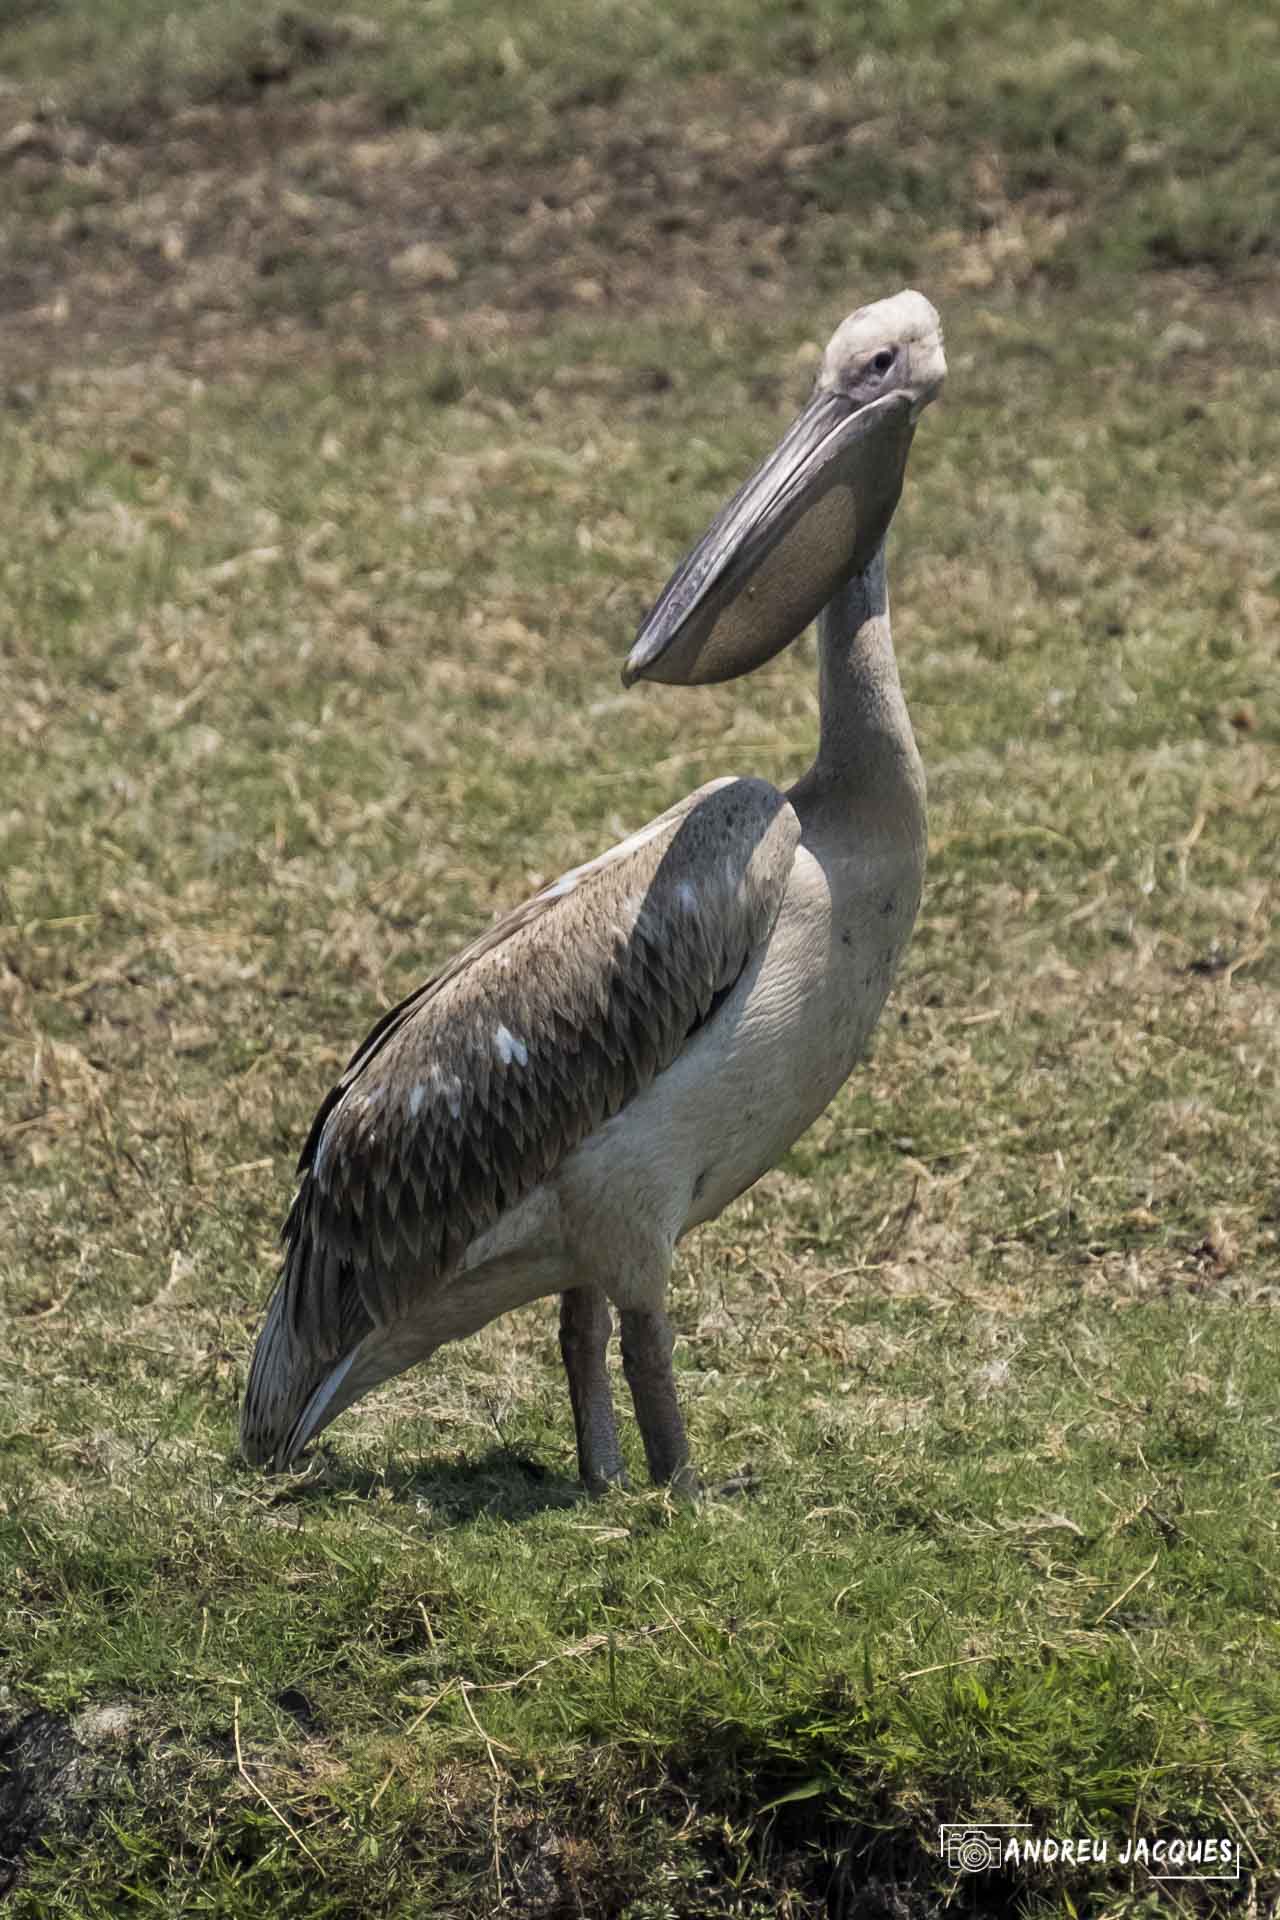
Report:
940,1826,1004,1873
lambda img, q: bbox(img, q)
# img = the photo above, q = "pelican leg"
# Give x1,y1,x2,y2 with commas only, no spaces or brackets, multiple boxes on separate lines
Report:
559,1287,627,1493
619,1307,697,1492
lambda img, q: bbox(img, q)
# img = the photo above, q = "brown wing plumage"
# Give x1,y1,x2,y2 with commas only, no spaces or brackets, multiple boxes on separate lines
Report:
241,776,799,1462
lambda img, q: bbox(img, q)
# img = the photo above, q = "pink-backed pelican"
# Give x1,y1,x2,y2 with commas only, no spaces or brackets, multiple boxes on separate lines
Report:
241,289,946,1491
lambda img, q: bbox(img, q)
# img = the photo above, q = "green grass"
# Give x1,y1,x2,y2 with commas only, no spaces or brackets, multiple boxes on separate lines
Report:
2,0,1279,1914
3,0,1280,291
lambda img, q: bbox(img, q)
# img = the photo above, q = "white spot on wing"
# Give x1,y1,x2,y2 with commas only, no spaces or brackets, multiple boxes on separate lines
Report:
429,1064,464,1118
409,1082,426,1119
493,1023,529,1068
677,880,698,913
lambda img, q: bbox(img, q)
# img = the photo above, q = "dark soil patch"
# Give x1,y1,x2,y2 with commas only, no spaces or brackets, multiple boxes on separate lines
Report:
4,49,1271,387
0,82,968,381
0,1707,141,1897
0,1703,159,1898
0,1711,78,1894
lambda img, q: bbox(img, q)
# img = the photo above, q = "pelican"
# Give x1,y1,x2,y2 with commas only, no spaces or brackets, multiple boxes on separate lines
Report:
241,289,946,1491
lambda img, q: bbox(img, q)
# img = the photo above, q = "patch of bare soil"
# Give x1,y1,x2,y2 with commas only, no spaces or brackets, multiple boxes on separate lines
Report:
0,1711,75,1894
0,70,949,381
0,1705,140,1895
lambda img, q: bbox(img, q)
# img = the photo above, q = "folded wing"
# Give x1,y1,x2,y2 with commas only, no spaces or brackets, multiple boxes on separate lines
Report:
241,775,799,1463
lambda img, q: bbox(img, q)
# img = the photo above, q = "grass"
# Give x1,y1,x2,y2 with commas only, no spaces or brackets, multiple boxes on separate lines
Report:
1,0,1279,1914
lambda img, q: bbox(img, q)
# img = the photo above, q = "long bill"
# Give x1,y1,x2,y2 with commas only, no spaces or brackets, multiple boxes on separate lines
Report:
623,387,917,688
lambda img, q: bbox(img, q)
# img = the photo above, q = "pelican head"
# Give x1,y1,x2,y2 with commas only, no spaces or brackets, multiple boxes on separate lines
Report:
623,289,945,687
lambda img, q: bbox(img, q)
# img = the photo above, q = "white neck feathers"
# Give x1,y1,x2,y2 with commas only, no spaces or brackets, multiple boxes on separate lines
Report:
811,541,918,798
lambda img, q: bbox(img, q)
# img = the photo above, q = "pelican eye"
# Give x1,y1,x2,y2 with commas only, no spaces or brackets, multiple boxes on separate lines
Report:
871,347,896,375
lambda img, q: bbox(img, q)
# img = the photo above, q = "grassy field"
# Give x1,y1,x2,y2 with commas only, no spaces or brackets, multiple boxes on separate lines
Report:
2,1,1278,1914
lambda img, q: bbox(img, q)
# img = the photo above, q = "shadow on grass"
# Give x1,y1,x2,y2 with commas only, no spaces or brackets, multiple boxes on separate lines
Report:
270,1443,589,1525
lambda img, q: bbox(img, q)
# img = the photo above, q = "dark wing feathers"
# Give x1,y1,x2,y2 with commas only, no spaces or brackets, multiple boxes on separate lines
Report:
246,777,798,1435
